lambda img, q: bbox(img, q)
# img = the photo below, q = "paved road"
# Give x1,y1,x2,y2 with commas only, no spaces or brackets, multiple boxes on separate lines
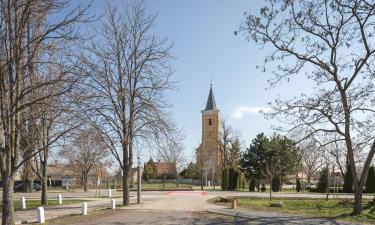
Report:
51,209,354,225
7,189,375,200
1,189,368,224
43,191,357,225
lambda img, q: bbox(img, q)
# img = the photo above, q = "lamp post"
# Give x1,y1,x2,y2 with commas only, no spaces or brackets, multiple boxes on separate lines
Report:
137,157,141,204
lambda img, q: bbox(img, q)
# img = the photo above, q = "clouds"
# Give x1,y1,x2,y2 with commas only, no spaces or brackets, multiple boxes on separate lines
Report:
231,106,273,119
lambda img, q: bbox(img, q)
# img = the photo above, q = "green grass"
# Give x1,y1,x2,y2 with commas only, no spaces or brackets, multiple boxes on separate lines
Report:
0,199,84,211
130,183,192,191
210,196,375,224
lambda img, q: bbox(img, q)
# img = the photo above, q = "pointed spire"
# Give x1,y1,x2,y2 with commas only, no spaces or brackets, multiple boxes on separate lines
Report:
205,83,217,110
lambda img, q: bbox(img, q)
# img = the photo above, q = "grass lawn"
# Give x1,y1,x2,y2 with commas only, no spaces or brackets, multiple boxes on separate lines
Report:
210,196,375,224
0,199,84,211
130,182,192,191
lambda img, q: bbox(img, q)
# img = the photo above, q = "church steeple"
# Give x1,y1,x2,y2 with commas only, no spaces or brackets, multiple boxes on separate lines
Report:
204,83,217,111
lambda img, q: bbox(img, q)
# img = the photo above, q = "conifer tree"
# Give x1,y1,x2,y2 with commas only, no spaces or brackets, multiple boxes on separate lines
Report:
343,165,353,193
366,166,375,193
249,178,256,192
318,167,329,193
296,178,302,192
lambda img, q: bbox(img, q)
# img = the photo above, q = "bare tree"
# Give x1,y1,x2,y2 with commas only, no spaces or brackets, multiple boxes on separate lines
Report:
239,0,375,215
81,1,174,206
0,0,91,223
227,136,242,169
60,128,109,192
31,88,81,205
219,118,234,170
300,137,324,183
195,145,211,191
157,127,185,187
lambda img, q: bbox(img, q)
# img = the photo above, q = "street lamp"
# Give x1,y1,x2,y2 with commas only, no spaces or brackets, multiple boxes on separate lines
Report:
137,157,141,204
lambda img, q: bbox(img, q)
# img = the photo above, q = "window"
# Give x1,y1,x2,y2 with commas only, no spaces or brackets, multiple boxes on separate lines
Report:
209,118,212,126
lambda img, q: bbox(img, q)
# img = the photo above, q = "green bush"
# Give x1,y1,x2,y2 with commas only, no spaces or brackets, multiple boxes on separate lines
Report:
318,167,329,193
261,184,266,192
272,177,281,192
296,178,301,192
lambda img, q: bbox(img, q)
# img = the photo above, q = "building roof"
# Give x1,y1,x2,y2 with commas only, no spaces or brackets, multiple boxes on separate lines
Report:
204,85,217,110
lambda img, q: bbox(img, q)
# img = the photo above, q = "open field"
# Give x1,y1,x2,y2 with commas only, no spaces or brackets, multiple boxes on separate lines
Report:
210,196,375,224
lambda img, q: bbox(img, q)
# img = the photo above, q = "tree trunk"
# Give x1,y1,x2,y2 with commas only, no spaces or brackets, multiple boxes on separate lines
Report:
325,169,330,201
352,186,363,215
41,177,48,205
269,177,272,201
41,158,48,205
2,175,15,225
200,169,204,191
123,166,130,205
25,179,32,193
83,175,88,192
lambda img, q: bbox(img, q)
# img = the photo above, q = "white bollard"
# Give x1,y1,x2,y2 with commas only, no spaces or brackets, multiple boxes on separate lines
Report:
20,196,26,210
57,194,62,205
37,207,45,223
82,202,88,215
111,199,116,210
108,189,112,198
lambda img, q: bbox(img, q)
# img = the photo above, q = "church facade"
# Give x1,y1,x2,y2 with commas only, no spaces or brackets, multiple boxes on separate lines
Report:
196,85,223,180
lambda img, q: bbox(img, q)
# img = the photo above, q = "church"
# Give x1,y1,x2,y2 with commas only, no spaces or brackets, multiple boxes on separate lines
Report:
196,84,223,184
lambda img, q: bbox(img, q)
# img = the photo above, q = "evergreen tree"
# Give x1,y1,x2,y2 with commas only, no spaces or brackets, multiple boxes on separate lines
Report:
228,168,239,190
366,166,375,193
249,178,256,192
142,158,157,181
296,178,302,192
318,167,329,193
240,133,269,191
343,165,353,193
221,169,229,191
271,176,281,192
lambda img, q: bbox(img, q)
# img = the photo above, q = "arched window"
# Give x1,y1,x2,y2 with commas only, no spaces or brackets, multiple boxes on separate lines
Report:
209,118,212,126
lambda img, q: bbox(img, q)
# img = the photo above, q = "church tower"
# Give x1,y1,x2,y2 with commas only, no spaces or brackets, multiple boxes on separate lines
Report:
196,84,222,171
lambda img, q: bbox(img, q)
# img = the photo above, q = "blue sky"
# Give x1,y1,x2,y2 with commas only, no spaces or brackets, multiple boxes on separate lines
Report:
74,0,312,163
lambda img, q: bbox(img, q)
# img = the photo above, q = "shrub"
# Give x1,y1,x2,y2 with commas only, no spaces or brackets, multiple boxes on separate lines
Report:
272,177,281,192
261,184,266,192
296,178,301,192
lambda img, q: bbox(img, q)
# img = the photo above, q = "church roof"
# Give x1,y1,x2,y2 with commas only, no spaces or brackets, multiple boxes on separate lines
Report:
205,85,217,110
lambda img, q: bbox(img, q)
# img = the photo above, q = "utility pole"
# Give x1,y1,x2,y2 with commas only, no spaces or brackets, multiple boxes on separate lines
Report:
137,157,141,204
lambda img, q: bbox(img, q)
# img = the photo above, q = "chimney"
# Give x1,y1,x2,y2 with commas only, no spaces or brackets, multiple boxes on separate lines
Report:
55,160,58,166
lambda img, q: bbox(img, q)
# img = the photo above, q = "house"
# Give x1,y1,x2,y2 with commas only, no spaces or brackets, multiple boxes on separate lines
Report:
46,160,111,189
154,160,174,177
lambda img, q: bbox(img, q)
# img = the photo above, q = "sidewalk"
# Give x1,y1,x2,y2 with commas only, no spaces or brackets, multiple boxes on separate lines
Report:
10,197,126,224
207,207,355,225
